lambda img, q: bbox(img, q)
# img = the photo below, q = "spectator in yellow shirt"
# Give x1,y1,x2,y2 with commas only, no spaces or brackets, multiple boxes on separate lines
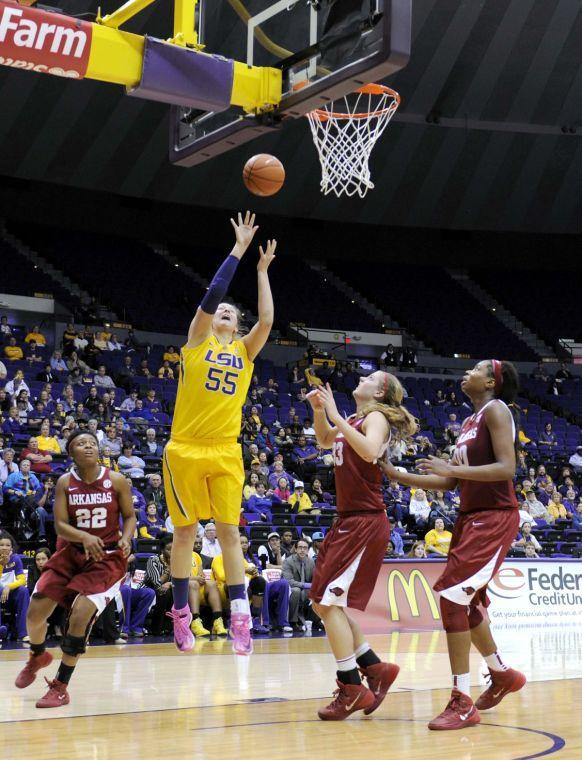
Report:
424,518,453,556
24,325,46,346
157,360,174,379
163,345,180,365
189,538,227,637
4,337,23,361
547,490,572,521
211,550,259,608
288,481,315,514
35,421,62,455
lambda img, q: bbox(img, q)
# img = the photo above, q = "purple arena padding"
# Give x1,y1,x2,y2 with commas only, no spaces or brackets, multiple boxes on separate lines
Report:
127,36,234,111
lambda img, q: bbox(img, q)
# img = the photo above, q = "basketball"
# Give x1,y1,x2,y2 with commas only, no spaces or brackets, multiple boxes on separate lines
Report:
242,154,285,196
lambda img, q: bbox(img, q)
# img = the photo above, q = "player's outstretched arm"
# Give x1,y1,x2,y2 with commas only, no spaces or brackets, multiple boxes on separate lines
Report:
186,211,259,348
241,239,276,361
378,457,458,492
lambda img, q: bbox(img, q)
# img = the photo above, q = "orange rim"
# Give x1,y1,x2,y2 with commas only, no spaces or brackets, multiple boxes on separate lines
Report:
308,84,400,122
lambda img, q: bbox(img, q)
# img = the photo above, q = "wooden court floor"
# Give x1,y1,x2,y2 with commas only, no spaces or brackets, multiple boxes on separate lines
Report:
0,628,580,759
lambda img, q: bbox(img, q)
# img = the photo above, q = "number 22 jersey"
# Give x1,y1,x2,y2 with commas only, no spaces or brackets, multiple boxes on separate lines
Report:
171,336,254,442
67,466,121,545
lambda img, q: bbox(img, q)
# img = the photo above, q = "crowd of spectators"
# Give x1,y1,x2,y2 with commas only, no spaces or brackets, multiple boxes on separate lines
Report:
1,315,581,643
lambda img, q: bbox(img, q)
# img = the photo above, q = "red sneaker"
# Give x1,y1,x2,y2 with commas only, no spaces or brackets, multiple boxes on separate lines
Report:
360,661,400,715
14,651,53,689
475,668,526,711
318,680,375,721
36,677,70,709
428,688,480,730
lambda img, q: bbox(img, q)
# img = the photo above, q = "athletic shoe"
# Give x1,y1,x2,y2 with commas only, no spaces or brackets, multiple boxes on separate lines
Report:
475,668,527,711
230,612,253,656
129,630,145,638
36,677,70,708
428,688,480,730
166,605,194,652
15,650,54,689
360,661,400,715
119,632,129,640
318,680,375,721
190,617,210,637
212,617,228,636
280,625,294,633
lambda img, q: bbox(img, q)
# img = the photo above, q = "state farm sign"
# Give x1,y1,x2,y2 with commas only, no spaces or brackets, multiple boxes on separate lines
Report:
0,1,92,79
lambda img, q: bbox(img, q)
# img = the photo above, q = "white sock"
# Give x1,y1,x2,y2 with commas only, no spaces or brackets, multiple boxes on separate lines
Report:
453,673,471,697
485,651,509,672
230,598,250,615
354,642,371,659
336,654,357,672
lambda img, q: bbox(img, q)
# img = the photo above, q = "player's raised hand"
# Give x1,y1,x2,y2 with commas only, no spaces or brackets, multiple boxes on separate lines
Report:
230,211,259,258
317,383,341,424
307,388,325,410
257,239,277,272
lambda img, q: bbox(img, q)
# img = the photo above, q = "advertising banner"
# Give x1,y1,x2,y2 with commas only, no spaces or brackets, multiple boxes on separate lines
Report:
348,559,582,634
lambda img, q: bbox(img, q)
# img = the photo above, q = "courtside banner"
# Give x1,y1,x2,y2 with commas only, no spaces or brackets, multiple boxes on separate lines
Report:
0,0,92,79
349,559,582,634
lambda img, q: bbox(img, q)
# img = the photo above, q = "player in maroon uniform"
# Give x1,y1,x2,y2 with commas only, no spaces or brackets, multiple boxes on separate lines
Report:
14,430,135,708
307,372,417,721
380,359,526,731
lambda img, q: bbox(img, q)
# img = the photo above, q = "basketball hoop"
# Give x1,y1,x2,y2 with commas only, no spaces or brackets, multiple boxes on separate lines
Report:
306,84,400,198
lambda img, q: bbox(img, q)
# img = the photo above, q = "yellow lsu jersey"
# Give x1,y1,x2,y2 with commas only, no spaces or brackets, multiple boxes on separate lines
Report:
171,335,254,441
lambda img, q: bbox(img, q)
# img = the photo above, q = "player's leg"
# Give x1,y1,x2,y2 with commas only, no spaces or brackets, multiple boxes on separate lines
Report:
215,521,253,654
204,580,227,635
36,594,98,708
188,579,210,636
15,593,57,689
469,606,526,710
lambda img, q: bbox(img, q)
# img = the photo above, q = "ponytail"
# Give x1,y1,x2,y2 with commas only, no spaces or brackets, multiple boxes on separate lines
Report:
357,372,418,443
489,360,521,454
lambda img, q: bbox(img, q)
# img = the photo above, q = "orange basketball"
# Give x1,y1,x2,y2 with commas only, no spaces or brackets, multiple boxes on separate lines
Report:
242,154,285,197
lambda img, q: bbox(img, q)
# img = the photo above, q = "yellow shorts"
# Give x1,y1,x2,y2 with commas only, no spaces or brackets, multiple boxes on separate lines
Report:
163,438,244,528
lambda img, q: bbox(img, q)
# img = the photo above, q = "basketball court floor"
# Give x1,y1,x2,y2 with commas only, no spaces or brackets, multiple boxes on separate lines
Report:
0,627,580,758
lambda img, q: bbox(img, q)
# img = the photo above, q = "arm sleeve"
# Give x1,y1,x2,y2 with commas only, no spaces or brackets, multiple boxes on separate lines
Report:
7,557,26,590
200,255,240,314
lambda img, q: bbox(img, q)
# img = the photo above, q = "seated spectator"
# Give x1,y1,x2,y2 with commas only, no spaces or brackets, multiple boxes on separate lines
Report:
128,398,156,426
118,444,146,479
4,337,23,362
408,541,427,559
302,418,316,437
0,448,18,489
292,435,318,479
308,531,325,560
157,360,175,379
563,487,578,515
201,522,221,559
2,407,26,438
4,369,30,398
258,532,285,568
139,502,167,539
143,535,174,635
106,333,123,352
60,321,77,355
424,518,453,556
211,545,268,633
523,489,550,521
571,501,582,529
117,355,137,391
387,517,404,555
255,451,271,479
0,530,30,641
308,477,332,506
289,480,314,514
188,537,227,637
0,360,6,381
547,490,572,521
143,389,162,413
36,420,62,455
138,359,153,379
3,460,41,536
0,315,11,337
93,365,116,390
141,428,163,459
163,345,180,366
268,460,293,489
20,436,53,475
281,538,320,631
36,363,56,384
124,474,146,513
512,521,542,552
24,340,43,365
280,529,296,557
143,472,166,514
100,426,123,456
538,423,558,452
246,482,274,522
444,413,461,448
118,555,156,639
385,540,399,558
84,386,101,415
273,476,291,503
241,534,292,633
559,474,578,499
290,415,303,436
99,445,119,472
255,424,275,454
524,543,539,559
408,488,432,532
273,427,294,454
66,350,91,377
50,350,68,374
243,472,261,501
569,446,582,475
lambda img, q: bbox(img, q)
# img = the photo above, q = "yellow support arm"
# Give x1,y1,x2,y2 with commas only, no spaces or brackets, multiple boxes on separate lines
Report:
171,0,200,48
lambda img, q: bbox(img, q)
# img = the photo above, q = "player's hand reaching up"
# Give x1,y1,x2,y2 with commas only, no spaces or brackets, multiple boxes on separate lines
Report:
230,211,259,258
316,383,341,424
257,239,277,272
306,388,325,411
82,533,105,562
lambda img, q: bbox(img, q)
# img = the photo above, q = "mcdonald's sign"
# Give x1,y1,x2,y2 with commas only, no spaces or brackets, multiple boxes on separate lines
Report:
387,568,441,623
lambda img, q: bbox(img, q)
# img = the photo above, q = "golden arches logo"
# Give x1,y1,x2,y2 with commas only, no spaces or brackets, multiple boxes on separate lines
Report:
387,569,440,622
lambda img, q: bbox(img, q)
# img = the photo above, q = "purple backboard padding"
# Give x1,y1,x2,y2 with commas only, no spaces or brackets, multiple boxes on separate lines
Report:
127,36,234,111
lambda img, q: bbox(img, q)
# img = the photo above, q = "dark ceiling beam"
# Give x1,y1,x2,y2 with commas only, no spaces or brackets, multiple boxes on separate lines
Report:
393,112,582,136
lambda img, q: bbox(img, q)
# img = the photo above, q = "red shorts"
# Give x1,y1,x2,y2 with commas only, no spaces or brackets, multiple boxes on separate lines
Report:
35,543,127,612
310,512,390,612
434,508,519,607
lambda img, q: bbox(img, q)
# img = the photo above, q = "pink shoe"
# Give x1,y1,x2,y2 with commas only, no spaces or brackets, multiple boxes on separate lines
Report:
230,612,253,656
166,605,194,652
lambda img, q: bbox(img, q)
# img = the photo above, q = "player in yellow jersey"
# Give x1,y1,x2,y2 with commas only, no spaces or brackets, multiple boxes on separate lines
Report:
164,211,275,655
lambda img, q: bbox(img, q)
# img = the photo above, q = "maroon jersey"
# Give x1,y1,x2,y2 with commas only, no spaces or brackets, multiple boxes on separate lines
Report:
66,466,121,545
451,399,518,513
332,416,389,514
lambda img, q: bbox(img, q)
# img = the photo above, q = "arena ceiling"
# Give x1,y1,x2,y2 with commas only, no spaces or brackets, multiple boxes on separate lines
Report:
1,0,582,234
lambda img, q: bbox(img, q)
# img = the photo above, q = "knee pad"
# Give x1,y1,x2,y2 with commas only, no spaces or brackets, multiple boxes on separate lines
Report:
248,576,266,596
468,604,484,629
61,633,87,657
440,596,470,634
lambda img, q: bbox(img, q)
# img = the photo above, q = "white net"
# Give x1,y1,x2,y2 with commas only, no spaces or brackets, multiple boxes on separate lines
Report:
306,85,400,198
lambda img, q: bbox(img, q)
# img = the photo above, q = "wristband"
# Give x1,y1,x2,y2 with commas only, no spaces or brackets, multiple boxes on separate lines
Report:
200,255,240,315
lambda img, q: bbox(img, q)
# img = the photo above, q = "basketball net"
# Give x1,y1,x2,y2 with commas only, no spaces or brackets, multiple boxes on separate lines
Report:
306,84,400,199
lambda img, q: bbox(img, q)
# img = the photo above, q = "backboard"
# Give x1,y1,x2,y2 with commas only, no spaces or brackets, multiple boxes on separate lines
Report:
169,0,411,167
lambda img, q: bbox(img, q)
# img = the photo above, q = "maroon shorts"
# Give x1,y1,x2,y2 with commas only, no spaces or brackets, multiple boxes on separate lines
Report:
35,543,127,611
434,508,519,608
310,511,390,612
